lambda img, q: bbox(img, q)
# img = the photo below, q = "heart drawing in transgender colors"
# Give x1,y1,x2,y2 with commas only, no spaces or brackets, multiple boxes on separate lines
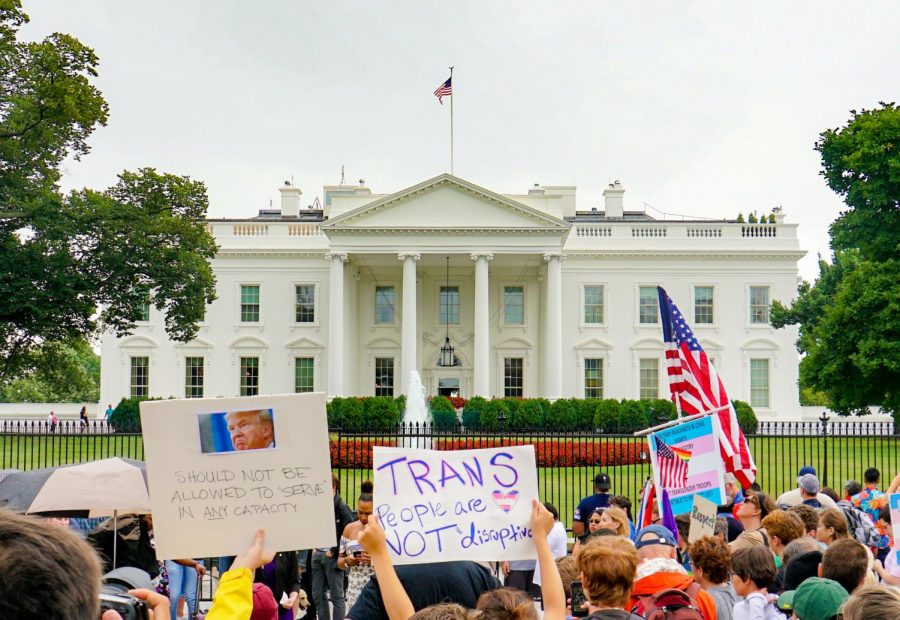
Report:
492,490,519,512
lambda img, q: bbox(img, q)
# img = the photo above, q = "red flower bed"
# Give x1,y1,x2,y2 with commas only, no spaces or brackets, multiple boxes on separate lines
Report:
432,438,649,467
330,438,397,469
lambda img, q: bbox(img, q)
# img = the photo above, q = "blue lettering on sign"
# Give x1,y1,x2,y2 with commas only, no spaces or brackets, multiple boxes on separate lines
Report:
490,452,519,488
440,459,466,488
376,453,522,496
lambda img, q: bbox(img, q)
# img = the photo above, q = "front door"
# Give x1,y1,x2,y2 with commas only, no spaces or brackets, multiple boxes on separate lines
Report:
438,377,460,398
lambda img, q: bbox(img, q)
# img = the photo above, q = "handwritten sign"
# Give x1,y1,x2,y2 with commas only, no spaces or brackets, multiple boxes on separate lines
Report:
688,494,718,542
649,415,726,515
141,393,335,559
373,445,539,565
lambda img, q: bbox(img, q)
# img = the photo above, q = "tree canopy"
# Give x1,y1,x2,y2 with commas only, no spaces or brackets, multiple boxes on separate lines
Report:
0,337,99,402
772,103,899,417
0,1,217,383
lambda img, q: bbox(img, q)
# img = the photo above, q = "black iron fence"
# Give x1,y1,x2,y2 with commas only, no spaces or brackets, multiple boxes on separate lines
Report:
2,417,898,529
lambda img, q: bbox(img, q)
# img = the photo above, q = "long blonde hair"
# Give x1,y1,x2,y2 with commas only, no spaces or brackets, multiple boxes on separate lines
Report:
601,506,630,537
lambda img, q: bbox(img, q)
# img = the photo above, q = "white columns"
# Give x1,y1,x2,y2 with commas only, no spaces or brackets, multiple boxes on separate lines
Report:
399,252,420,394
471,253,493,397
543,253,564,399
327,252,348,397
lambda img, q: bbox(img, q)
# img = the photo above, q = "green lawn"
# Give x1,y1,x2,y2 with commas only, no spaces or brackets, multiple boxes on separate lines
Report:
3,432,898,530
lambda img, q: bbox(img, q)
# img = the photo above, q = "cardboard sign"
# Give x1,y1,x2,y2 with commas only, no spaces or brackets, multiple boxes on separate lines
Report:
141,393,335,559
373,445,539,565
687,494,718,542
649,415,726,515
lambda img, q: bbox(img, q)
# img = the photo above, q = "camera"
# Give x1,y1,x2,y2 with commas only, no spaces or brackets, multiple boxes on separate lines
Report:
98,567,152,620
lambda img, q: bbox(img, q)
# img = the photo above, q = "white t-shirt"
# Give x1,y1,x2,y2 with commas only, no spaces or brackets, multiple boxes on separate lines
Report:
532,521,568,586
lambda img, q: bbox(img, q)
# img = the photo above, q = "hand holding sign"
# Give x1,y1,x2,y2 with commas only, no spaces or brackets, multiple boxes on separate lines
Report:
373,445,539,564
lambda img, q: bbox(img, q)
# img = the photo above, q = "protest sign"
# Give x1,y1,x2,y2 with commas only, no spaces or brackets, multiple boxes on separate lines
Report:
687,494,718,542
141,393,334,559
373,445,539,565
890,494,900,558
648,414,725,515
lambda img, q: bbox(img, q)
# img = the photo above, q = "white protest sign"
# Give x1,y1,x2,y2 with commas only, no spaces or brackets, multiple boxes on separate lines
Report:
373,445,539,565
141,393,334,559
687,494,718,543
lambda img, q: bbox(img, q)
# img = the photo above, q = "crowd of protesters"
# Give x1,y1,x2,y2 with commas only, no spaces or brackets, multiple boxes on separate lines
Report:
3,464,900,620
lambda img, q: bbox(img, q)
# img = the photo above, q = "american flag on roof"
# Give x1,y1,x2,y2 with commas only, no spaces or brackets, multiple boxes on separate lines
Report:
434,77,452,104
658,286,757,487
654,435,691,488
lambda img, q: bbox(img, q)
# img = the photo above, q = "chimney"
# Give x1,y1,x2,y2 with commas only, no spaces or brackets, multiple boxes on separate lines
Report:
528,183,545,195
603,180,625,218
772,206,785,224
279,180,302,217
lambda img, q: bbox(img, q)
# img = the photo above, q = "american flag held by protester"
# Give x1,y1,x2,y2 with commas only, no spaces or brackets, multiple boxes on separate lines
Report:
657,286,757,487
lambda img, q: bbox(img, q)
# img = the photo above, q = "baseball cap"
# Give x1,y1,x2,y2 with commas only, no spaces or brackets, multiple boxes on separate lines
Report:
799,474,820,494
594,472,611,490
250,583,279,620
781,577,848,620
845,479,862,497
634,524,676,549
796,466,816,484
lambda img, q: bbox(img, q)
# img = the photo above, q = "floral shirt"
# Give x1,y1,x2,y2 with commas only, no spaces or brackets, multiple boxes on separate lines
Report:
851,484,890,548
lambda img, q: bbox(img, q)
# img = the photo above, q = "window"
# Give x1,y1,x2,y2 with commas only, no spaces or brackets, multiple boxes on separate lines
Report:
185,357,204,398
584,358,603,399
639,358,659,399
584,286,604,324
375,286,395,324
750,358,770,408
295,285,315,323
240,357,259,396
749,286,770,324
375,357,394,396
440,286,460,325
639,286,658,324
240,285,260,322
503,357,524,397
694,286,714,324
295,357,314,393
138,300,150,322
130,356,149,398
504,287,525,325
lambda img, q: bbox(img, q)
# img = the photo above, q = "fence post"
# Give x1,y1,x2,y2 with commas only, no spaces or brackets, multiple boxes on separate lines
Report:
819,411,830,487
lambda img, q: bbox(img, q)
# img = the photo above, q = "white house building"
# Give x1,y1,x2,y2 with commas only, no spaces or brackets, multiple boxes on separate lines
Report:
100,174,805,419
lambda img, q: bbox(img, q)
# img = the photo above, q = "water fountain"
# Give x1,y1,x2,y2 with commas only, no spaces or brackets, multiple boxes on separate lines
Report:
402,370,431,449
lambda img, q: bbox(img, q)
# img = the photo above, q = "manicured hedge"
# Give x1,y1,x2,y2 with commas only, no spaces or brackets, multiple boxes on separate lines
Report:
429,396,458,430
328,395,757,434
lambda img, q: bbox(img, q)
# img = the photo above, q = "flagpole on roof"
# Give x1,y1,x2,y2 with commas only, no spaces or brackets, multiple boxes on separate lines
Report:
449,65,454,175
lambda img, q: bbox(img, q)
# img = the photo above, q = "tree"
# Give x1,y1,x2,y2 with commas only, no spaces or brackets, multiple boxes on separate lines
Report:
772,103,900,417
0,2,217,382
0,337,99,402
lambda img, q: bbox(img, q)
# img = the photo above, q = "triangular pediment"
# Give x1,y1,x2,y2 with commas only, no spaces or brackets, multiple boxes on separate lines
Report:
322,174,570,232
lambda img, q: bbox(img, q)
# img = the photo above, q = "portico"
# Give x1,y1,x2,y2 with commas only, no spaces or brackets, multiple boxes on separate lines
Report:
320,174,571,399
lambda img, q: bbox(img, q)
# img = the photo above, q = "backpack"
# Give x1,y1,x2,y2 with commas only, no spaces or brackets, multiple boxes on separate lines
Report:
632,585,705,620
837,499,881,548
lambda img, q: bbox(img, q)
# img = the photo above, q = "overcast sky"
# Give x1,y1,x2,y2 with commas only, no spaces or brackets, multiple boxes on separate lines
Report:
21,1,899,281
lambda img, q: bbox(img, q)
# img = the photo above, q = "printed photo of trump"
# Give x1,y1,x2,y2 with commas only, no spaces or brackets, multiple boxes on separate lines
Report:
198,408,276,454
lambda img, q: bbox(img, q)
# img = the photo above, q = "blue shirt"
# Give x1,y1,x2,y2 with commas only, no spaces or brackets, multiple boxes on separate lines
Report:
573,493,610,528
